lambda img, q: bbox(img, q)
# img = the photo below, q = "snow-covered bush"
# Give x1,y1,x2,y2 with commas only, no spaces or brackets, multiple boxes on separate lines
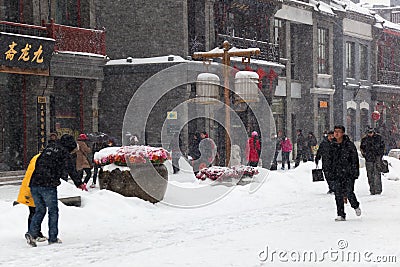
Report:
94,145,171,166
196,165,259,181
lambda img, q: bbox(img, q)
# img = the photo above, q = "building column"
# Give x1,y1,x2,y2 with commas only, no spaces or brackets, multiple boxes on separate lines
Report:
285,21,292,139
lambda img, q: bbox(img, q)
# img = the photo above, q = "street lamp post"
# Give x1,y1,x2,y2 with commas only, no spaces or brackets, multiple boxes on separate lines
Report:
193,40,260,166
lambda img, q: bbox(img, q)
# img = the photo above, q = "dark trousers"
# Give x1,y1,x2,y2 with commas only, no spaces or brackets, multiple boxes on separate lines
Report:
28,207,44,238
281,152,290,169
79,168,92,184
324,171,335,192
366,161,382,194
29,187,59,242
172,157,180,174
248,161,258,167
294,150,307,167
92,164,100,184
334,178,359,218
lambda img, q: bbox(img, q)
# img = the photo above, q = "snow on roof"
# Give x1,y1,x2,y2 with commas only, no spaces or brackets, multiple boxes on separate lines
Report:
0,31,55,41
235,71,259,79
106,55,187,66
374,14,400,32
340,0,374,17
56,50,107,58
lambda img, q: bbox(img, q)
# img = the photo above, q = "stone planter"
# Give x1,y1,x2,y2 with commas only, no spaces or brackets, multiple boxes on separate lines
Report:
99,163,168,203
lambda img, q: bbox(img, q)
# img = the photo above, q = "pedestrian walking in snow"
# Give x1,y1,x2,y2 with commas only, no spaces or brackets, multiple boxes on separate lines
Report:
15,154,47,242
76,134,92,185
294,129,307,167
90,140,107,188
280,134,292,170
169,132,183,174
329,125,361,221
306,132,317,161
25,134,87,247
246,131,261,167
271,130,283,169
188,132,201,161
360,127,385,195
315,130,335,194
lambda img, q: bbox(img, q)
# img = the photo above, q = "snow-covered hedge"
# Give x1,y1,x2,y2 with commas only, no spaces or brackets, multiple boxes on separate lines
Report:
94,145,171,166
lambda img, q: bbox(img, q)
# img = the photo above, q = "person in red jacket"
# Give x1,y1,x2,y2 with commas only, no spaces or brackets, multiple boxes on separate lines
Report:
246,131,261,167
280,135,293,170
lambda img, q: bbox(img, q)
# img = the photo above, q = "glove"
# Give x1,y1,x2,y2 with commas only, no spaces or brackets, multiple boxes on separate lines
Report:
78,183,88,191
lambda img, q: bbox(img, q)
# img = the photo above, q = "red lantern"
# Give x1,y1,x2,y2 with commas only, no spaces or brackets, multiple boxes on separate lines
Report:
372,111,380,121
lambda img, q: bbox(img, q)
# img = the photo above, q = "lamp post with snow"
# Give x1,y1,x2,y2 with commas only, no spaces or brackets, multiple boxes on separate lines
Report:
192,40,260,166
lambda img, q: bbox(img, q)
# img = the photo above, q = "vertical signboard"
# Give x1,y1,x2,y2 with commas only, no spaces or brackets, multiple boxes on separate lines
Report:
37,96,46,151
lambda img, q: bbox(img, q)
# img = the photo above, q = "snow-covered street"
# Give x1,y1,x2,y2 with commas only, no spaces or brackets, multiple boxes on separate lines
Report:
0,158,399,267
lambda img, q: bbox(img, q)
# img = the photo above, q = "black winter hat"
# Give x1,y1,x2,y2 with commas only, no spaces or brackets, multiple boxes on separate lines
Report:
60,134,77,153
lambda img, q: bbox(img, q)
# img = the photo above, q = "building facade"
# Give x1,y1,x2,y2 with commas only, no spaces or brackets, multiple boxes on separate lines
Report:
0,0,106,171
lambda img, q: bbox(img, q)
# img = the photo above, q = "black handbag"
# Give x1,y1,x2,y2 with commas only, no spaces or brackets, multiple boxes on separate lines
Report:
312,168,324,182
381,159,389,173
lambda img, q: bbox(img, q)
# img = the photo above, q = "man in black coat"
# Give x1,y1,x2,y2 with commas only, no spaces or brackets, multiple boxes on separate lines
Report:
25,134,86,247
294,129,307,167
315,130,334,194
329,125,361,221
360,128,385,195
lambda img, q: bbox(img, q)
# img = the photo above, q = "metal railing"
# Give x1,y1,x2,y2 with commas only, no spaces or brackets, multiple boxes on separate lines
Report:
0,20,106,55
377,69,400,85
217,34,280,63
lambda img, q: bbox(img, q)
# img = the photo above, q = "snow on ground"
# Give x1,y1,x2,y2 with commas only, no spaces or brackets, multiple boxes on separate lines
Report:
0,157,399,267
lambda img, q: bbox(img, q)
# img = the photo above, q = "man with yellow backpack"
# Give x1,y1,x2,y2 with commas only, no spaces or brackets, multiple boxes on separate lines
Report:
15,154,47,242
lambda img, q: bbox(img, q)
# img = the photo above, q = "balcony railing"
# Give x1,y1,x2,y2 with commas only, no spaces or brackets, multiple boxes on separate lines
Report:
0,20,106,56
46,20,106,55
0,21,47,37
217,34,280,63
378,69,400,85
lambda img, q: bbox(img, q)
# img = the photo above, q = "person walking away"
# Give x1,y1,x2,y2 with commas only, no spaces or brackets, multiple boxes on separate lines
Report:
294,129,307,167
272,130,283,169
280,134,292,170
25,134,87,247
169,132,183,174
307,132,317,161
330,125,361,221
16,154,47,242
246,131,261,167
315,130,335,194
360,128,385,195
76,134,92,185
188,132,201,161
90,140,107,188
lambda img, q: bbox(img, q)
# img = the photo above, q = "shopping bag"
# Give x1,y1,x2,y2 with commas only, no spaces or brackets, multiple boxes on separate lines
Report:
312,168,324,182
381,159,389,173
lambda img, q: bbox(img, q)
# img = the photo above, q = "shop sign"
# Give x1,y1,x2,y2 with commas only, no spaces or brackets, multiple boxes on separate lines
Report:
0,32,54,75
372,110,380,121
37,96,47,151
319,101,328,108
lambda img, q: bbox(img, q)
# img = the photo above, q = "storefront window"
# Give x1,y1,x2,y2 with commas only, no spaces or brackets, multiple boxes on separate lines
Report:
359,44,368,80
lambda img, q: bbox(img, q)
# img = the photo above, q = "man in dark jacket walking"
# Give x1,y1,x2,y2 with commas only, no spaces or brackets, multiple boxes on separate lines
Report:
360,128,385,195
315,130,334,194
25,134,87,247
330,125,361,221
294,129,307,167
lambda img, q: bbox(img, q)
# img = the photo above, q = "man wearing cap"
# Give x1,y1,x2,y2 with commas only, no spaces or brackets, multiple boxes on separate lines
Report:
360,127,385,195
315,130,335,194
330,125,361,221
25,134,87,247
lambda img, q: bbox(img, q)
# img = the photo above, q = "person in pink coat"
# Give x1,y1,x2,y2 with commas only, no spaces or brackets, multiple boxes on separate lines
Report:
246,131,261,167
280,135,292,170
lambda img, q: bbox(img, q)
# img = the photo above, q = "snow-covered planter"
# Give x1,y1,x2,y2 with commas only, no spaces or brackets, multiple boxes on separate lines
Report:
94,145,171,166
195,165,259,183
95,146,170,203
